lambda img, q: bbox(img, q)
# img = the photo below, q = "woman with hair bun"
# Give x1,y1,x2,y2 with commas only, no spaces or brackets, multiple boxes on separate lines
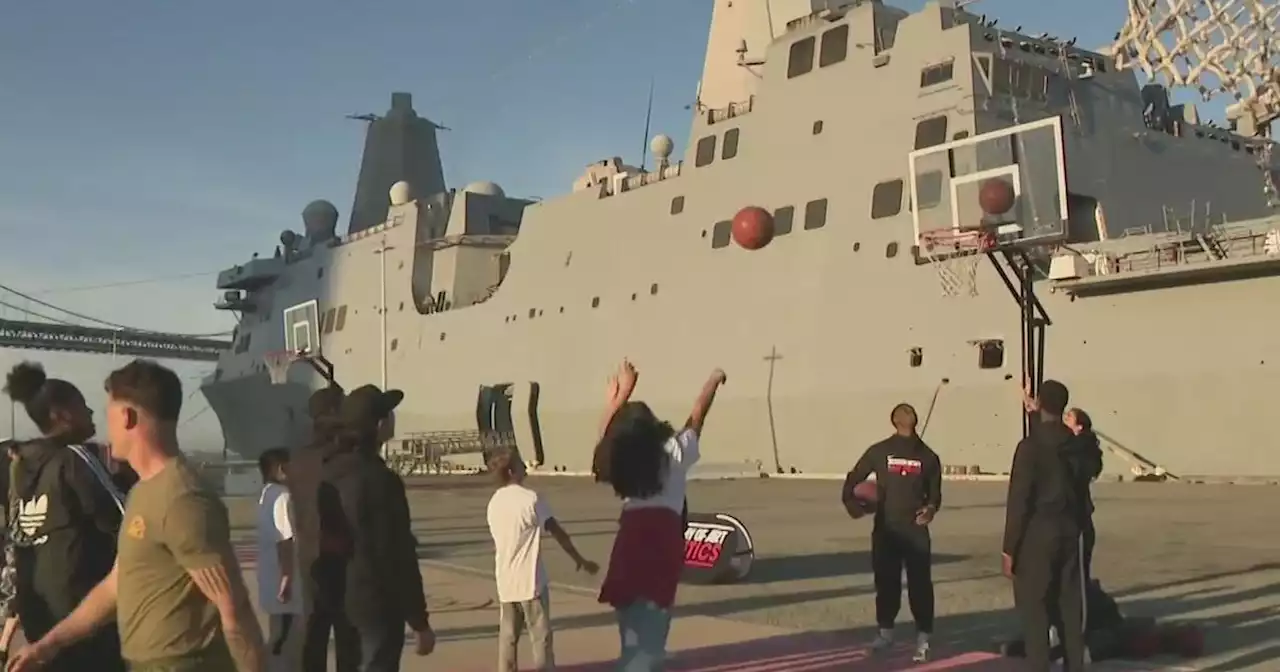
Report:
593,359,727,670
3,362,125,672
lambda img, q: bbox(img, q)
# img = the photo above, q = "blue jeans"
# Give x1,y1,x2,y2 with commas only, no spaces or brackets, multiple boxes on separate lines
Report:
616,601,672,671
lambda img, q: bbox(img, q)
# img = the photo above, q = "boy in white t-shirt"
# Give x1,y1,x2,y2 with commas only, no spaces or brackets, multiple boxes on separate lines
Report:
256,448,302,672
486,446,598,672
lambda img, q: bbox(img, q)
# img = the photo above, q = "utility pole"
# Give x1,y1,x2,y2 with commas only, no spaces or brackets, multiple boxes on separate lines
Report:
373,240,395,391
763,345,784,474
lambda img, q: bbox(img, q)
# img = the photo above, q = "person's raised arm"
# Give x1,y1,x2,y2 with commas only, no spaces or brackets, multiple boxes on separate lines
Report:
598,360,638,440
165,491,265,672
683,368,728,436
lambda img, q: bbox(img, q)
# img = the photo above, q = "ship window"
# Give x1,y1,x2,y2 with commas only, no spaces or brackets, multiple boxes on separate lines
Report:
528,308,536,319
773,206,795,236
920,61,954,87
321,308,336,334
334,305,348,332
803,199,828,230
390,338,398,351
870,179,904,219
877,25,897,52
591,297,600,308
711,220,733,248
788,37,815,79
650,283,659,295
722,128,740,160
399,301,405,312
886,241,900,258
991,58,1013,95
812,120,824,135
670,196,685,215
317,267,324,279
695,135,717,167
974,53,992,80
909,347,923,367
818,24,849,67
953,130,970,140
917,171,944,209
914,116,948,149
978,340,1005,369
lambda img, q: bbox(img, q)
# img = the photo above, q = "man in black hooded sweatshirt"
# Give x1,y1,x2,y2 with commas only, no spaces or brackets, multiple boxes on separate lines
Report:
319,385,434,671
1003,380,1088,672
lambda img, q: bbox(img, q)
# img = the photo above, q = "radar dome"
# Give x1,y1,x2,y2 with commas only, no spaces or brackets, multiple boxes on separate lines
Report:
301,200,339,241
389,181,412,206
280,230,299,248
463,181,505,198
650,134,674,160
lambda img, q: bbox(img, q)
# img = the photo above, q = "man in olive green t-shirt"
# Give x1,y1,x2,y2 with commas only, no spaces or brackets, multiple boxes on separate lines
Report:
9,359,266,672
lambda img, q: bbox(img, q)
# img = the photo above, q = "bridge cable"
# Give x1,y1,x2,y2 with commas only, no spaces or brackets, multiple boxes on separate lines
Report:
0,283,230,338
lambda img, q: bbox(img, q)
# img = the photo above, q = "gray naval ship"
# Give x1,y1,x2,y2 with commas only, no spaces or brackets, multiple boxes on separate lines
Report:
202,0,1280,481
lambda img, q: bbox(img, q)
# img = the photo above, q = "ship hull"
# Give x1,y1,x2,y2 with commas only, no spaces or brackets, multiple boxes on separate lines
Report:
201,226,1280,481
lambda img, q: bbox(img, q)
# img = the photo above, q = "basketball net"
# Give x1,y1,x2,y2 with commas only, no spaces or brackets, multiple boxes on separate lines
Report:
264,350,300,385
919,230,994,297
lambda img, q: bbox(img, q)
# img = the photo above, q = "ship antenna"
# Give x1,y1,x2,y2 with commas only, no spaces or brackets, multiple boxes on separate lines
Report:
639,77,655,172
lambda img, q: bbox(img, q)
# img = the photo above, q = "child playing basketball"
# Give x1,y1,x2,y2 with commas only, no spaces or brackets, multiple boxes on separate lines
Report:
486,446,597,672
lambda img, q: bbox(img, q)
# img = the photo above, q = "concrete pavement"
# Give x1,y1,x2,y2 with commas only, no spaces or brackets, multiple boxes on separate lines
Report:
240,556,1193,671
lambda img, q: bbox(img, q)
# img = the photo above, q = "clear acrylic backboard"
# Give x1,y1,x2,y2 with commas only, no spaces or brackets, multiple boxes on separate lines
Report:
909,116,1068,252
282,299,320,355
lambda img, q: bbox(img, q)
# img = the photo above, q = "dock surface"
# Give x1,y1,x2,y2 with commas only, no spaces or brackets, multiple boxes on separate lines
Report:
222,476,1278,670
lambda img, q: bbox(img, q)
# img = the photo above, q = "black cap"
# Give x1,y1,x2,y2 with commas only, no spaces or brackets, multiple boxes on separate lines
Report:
308,385,345,421
340,384,404,426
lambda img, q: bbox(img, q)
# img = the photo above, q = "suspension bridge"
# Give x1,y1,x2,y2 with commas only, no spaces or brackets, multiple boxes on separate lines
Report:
0,282,231,362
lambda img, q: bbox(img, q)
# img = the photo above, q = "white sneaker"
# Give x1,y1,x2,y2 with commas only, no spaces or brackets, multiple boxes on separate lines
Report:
870,629,894,653
913,635,931,663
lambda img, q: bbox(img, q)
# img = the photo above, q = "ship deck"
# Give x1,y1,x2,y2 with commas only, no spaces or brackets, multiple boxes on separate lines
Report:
226,476,1278,670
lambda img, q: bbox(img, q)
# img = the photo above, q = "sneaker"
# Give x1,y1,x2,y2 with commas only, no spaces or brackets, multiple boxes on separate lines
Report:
870,629,894,653
913,636,931,663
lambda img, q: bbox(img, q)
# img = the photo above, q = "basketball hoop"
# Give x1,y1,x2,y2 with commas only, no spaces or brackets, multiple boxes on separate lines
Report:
264,350,301,386
919,229,997,297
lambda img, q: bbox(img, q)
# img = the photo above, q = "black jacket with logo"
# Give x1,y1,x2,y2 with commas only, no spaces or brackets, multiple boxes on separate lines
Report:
8,439,121,638
843,434,943,531
315,445,428,630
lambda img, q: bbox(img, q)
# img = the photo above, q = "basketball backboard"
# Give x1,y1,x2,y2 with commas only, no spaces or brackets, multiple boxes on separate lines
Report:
282,299,320,355
909,116,1068,252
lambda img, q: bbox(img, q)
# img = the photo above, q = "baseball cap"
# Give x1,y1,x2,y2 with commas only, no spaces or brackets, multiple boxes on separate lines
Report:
308,385,345,421
340,384,405,426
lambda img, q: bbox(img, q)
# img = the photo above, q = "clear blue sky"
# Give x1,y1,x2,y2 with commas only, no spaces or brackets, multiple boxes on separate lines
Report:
0,0,1181,443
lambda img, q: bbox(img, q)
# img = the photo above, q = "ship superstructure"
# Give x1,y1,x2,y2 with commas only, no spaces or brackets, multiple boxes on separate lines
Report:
203,0,1280,480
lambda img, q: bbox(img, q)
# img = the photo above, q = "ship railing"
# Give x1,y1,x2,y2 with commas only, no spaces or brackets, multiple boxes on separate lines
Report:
388,429,518,476
599,162,684,197
707,96,754,125
1090,228,1278,275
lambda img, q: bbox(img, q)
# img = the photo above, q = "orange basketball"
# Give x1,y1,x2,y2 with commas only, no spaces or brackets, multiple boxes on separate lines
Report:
731,206,774,250
978,179,1016,215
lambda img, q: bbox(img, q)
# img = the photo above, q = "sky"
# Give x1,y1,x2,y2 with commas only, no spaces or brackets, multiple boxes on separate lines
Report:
0,0,1220,447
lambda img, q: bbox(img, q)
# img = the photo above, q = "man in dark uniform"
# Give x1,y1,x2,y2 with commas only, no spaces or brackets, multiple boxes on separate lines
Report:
1003,380,1088,672
842,403,942,663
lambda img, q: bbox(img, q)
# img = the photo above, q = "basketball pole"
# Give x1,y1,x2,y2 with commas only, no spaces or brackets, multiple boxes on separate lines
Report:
985,247,1052,439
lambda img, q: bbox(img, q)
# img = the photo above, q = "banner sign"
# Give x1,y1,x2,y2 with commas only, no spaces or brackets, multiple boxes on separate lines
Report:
680,512,755,585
